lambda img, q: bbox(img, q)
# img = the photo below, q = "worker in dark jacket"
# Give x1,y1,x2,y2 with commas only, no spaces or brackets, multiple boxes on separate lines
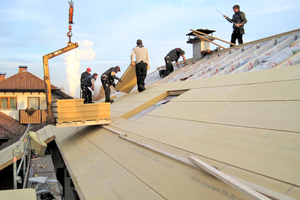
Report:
81,73,98,104
80,68,91,98
163,48,186,78
101,66,122,103
223,5,247,46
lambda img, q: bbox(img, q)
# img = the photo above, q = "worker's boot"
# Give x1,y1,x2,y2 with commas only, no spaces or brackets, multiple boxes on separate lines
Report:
110,99,114,104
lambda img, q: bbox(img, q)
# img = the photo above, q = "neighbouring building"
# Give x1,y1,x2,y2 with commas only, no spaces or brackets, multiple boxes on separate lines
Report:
0,66,73,124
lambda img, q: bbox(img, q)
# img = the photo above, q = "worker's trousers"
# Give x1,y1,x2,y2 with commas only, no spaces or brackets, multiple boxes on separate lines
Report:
136,61,148,92
81,85,92,104
163,56,174,78
101,78,111,102
230,32,243,46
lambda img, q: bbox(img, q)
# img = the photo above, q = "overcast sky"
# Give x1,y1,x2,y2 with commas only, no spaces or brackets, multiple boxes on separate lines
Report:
1,0,299,97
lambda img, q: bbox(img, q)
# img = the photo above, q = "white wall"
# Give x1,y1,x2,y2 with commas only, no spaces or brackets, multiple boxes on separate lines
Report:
0,92,47,120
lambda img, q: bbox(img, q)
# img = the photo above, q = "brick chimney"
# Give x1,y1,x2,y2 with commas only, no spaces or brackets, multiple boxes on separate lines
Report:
0,73,6,82
19,66,28,73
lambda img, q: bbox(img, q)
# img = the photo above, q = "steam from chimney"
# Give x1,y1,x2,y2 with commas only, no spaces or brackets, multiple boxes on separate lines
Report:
64,40,96,97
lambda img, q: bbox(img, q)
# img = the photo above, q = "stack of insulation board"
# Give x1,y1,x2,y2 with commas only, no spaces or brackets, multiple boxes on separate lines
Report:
52,99,111,127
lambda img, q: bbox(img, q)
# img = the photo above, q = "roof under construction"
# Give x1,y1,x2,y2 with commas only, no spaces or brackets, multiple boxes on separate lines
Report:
1,28,300,199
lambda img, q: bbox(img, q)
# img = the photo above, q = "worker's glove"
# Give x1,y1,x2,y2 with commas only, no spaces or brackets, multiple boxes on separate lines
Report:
119,79,123,83
183,62,187,66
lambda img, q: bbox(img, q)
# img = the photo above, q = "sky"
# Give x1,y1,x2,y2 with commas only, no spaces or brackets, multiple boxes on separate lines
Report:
0,0,299,97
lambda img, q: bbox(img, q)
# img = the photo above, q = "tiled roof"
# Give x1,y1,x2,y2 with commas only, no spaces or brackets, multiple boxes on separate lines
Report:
0,71,57,91
0,112,26,139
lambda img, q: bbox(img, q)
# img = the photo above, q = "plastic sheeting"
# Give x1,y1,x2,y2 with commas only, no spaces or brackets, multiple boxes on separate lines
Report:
253,39,300,71
231,34,298,74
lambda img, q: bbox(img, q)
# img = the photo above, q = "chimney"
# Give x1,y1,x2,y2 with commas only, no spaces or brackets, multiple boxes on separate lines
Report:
0,73,6,82
19,66,28,73
186,29,216,61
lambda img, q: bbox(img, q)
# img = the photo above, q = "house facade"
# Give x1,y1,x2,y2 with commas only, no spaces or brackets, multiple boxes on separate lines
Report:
0,66,73,123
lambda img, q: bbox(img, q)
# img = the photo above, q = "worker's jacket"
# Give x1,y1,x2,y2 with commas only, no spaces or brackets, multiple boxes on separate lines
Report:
226,11,247,34
80,71,90,83
101,67,120,86
81,75,96,87
166,48,185,62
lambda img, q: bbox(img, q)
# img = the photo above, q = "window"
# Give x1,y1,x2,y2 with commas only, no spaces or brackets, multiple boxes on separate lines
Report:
0,97,17,110
28,97,40,109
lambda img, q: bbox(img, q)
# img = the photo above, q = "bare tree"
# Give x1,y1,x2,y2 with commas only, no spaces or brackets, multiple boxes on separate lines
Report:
93,85,116,102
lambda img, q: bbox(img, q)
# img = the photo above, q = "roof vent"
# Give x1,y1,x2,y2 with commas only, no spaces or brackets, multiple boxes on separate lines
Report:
19,66,28,73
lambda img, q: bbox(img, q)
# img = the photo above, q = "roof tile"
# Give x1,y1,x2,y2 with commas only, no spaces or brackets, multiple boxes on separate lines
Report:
0,71,57,90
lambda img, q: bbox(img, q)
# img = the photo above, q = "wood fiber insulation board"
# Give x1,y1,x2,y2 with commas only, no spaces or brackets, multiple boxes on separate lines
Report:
110,91,168,116
50,125,250,200
148,100,300,132
144,64,300,94
121,127,299,199
0,142,23,170
53,99,111,124
116,90,168,102
0,189,37,200
52,99,84,107
53,104,110,113
108,117,300,190
0,127,56,171
115,63,138,93
120,91,168,119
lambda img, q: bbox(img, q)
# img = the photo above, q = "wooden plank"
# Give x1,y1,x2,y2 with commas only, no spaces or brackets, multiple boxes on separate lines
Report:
115,63,137,93
192,32,226,49
55,119,111,127
191,29,237,46
188,156,271,200
19,110,42,124
120,91,169,119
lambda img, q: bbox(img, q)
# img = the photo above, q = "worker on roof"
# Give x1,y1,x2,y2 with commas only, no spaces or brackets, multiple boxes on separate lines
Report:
101,66,122,103
81,73,98,104
80,68,91,98
131,39,149,92
223,5,247,46
162,48,186,78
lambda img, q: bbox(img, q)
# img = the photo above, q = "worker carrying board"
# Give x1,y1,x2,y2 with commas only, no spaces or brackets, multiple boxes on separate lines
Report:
101,66,122,103
131,39,150,92
222,5,247,46
81,73,98,104
161,48,186,78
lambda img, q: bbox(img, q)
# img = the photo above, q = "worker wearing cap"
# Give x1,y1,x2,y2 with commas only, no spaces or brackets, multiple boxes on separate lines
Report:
163,48,186,78
81,73,98,104
101,66,122,103
223,5,247,46
80,68,91,98
131,39,149,92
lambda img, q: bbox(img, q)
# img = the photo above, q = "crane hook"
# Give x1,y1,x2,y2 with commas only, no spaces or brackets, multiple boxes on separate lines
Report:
67,1,74,45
